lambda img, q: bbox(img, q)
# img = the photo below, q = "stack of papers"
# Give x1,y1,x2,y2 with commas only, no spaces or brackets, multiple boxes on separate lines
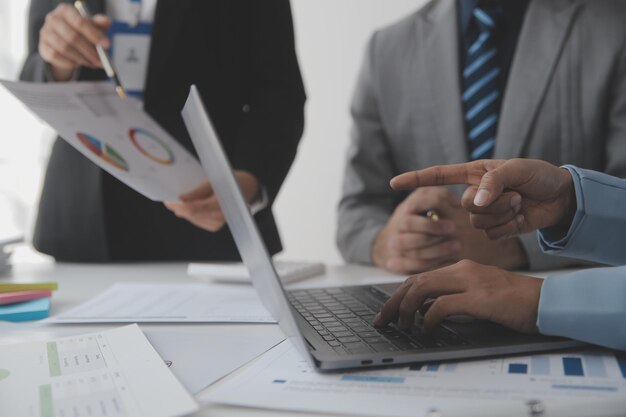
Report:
0,236,22,273
0,282,58,322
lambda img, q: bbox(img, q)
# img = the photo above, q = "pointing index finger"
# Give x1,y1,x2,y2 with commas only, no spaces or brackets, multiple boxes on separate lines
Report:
390,160,500,191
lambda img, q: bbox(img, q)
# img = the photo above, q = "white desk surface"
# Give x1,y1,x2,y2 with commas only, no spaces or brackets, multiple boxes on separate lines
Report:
0,252,410,417
0,252,597,417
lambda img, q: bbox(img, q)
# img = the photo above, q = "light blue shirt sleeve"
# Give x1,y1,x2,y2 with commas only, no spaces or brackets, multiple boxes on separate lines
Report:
538,267,626,351
538,165,626,265
536,165,626,350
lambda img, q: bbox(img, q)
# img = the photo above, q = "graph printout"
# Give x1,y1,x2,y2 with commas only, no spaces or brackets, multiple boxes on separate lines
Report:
0,325,198,417
205,341,626,417
1,80,207,201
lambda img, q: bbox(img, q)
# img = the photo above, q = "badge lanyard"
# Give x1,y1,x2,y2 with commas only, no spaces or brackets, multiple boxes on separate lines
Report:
108,0,151,98
128,0,142,27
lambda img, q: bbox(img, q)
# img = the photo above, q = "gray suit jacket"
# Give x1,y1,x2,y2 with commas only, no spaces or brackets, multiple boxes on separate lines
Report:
337,0,626,270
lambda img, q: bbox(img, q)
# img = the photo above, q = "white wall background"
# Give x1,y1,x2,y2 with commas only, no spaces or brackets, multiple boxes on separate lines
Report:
0,0,54,244
275,0,426,264
0,0,427,264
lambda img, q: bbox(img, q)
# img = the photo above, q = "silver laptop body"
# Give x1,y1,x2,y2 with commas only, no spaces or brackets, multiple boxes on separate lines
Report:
181,86,584,371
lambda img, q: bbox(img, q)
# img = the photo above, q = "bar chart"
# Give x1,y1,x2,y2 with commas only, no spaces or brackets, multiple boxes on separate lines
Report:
208,341,626,417
367,349,626,400
409,351,626,380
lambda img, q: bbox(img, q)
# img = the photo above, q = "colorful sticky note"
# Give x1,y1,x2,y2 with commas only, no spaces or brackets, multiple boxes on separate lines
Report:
0,282,58,293
0,298,50,322
0,290,53,306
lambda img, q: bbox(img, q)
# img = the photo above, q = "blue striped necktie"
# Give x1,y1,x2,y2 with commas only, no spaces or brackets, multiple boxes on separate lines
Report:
462,4,503,160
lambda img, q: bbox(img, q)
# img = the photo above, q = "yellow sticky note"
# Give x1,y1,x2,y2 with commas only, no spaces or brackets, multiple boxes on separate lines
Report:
0,282,58,293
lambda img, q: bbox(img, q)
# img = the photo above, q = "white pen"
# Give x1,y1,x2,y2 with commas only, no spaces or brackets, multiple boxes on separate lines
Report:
74,0,127,98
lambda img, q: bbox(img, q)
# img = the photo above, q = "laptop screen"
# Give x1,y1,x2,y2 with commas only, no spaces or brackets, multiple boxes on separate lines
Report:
181,86,313,362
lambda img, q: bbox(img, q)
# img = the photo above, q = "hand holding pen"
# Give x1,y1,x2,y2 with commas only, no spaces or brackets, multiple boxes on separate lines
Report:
371,188,461,275
422,210,440,222
37,2,126,98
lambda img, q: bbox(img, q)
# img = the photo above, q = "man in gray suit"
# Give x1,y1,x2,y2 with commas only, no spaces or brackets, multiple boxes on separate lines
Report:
337,0,626,274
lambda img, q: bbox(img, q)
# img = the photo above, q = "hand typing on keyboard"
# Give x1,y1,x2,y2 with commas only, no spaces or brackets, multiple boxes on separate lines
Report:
372,260,542,335
289,287,464,353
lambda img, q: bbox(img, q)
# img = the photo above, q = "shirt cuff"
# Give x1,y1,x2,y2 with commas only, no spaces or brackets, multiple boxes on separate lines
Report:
249,186,269,215
538,165,585,252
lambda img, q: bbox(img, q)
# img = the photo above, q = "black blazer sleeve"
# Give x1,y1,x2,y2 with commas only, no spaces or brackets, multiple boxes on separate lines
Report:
229,0,306,204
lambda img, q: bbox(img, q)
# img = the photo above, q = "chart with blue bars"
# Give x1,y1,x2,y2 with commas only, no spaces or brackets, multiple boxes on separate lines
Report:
410,352,626,380
233,343,626,417
337,349,626,401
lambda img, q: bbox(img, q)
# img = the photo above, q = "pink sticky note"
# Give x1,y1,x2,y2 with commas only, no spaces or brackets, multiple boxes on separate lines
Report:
0,290,52,305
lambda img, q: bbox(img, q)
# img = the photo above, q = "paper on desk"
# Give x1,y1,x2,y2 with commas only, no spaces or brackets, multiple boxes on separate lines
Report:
204,340,626,417
1,80,206,201
51,283,275,323
145,327,285,394
0,324,198,417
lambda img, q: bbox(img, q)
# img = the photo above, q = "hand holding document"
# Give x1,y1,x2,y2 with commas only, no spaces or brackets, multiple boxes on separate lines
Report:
0,324,197,417
0,80,206,201
52,283,275,323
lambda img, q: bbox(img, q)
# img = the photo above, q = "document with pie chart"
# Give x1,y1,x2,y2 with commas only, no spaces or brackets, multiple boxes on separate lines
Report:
1,80,207,201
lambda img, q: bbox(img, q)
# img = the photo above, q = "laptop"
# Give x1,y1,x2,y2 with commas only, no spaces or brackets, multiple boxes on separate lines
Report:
181,86,584,371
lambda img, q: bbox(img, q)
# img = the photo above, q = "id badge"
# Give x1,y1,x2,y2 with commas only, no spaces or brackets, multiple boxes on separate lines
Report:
108,21,152,99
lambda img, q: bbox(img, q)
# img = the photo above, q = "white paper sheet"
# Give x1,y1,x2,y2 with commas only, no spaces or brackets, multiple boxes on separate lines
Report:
0,324,198,417
145,328,285,394
51,283,275,323
1,80,206,201
204,341,626,417
187,260,325,284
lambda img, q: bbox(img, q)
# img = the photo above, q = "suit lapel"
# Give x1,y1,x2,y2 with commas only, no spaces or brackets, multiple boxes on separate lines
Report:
419,0,468,164
145,0,193,88
495,0,582,158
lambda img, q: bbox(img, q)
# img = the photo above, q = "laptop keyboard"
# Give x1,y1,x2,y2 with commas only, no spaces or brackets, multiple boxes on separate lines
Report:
288,286,470,356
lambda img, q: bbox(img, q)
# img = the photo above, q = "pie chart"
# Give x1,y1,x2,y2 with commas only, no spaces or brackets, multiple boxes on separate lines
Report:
129,128,175,165
77,132,129,172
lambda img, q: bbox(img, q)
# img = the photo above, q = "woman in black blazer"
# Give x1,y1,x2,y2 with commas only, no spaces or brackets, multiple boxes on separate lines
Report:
20,0,306,262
